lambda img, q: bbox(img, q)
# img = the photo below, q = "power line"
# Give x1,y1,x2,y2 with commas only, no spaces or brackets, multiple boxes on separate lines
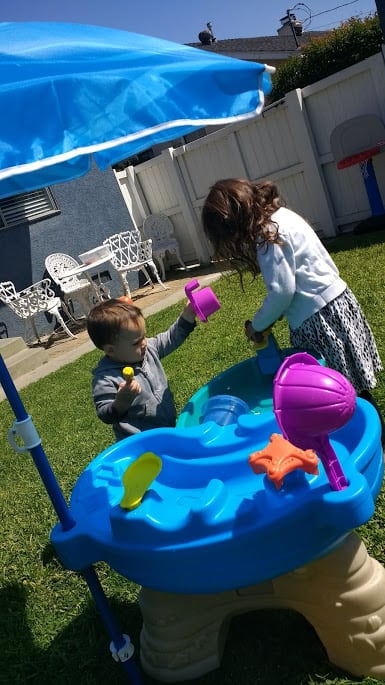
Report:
288,3,312,30
310,18,358,29
311,12,375,30
311,0,359,20
295,0,375,32
289,0,372,36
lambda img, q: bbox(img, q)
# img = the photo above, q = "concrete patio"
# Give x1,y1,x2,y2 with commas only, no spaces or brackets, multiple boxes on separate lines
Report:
0,263,223,400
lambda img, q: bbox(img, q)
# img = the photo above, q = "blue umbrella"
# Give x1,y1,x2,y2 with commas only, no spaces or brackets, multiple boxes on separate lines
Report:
0,21,274,198
0,21,273,683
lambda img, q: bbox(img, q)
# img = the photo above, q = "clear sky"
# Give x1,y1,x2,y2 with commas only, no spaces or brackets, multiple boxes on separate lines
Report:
0,0,377,43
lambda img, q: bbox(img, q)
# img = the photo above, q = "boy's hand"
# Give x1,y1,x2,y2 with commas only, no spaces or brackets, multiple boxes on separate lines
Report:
113,377,141,415
181,301,196,324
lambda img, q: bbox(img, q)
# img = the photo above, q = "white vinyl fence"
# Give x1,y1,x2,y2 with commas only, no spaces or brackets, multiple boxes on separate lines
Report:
116,49,385,268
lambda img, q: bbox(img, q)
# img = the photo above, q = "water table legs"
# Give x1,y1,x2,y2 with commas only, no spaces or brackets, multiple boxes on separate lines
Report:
139,532,385,682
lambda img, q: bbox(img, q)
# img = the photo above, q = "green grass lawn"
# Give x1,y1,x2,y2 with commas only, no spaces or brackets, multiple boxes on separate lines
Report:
1,229,385,684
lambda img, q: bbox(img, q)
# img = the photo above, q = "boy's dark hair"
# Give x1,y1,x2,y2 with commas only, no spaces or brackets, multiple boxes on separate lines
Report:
87,299,144,350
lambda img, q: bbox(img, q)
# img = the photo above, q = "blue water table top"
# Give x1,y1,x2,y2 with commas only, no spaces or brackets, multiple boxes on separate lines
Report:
51,342,383,594
177,334,323,428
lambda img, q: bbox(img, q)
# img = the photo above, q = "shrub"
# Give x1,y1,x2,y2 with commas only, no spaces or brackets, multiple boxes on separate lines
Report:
270,14,382,102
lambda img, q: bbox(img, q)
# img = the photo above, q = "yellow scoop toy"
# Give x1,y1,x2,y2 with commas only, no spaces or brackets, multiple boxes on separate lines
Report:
120,451,162,511
122,366,134,381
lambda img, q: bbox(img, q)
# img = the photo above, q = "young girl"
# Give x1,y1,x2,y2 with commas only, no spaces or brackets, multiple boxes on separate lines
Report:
201,177,384,442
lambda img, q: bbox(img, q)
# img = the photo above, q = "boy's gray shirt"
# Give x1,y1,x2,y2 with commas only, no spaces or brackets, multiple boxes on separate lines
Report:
91,314,195,441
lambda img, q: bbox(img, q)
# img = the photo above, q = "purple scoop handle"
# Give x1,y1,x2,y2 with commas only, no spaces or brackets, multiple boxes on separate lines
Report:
281,429,348,491
315,435,348,490
185,278,199,298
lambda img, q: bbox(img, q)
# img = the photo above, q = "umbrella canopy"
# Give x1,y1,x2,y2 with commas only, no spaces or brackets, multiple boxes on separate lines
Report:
0,21,274,198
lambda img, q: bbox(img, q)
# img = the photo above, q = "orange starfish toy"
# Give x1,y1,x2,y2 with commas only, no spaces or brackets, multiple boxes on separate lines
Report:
249,433,319,490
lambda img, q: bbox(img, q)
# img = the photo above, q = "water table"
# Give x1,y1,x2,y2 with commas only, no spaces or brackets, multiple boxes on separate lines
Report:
49,341,385,682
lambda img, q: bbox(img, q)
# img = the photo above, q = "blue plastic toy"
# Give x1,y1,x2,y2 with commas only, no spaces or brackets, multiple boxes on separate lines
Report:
177,333,324,428
50,349,383,595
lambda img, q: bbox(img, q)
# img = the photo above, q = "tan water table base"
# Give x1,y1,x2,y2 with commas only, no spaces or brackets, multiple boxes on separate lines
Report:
139,532,385,682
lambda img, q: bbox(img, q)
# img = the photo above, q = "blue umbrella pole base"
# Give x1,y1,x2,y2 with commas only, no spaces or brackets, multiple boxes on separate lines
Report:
138,531,385,682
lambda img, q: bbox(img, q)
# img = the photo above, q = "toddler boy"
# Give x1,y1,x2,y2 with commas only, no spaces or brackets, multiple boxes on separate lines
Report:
87,298,196,441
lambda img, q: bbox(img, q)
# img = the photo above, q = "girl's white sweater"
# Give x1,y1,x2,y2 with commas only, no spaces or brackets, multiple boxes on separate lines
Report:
252,207,346,332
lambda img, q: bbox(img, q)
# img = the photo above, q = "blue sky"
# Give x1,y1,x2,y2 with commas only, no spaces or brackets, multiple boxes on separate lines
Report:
0,0,377,43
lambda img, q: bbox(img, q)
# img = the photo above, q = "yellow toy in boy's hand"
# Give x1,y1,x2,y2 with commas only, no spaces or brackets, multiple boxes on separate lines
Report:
120,452,163,510
122,366,134,381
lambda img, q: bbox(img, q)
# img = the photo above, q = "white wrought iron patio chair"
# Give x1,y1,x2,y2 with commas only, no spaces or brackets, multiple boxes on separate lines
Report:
142,214,186,281
0,279,76,343
45,253,94,318
103,229,167,298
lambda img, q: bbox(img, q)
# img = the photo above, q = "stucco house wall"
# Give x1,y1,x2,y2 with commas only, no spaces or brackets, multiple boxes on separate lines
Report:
0,164,135,339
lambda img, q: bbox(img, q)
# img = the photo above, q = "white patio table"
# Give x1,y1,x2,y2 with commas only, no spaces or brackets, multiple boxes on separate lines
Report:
64,253,113,302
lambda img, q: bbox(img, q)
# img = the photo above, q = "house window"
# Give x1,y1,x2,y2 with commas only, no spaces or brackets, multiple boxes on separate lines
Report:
0,188,60,228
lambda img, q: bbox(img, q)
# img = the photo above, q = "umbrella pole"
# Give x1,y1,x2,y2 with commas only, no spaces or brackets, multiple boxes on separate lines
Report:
82,566,143,683
0,353,143,684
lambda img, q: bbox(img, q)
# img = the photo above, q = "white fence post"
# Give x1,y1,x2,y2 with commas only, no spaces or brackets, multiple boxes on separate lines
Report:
161,148,211,264
115,167,148,232
285,89,337,237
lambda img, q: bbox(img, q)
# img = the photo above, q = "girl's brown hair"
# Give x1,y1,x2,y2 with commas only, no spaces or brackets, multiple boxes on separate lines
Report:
87,299,144,350
201,178,283,282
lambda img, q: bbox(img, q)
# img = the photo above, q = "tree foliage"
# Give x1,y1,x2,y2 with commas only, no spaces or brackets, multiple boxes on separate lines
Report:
270,14,383,102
